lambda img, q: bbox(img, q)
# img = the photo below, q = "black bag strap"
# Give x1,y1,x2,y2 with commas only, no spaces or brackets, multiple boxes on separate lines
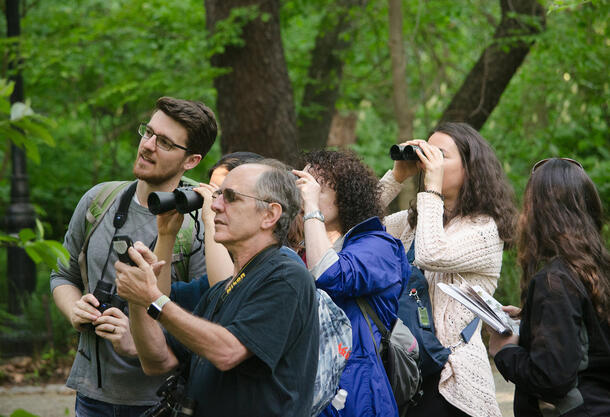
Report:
356,297,390,358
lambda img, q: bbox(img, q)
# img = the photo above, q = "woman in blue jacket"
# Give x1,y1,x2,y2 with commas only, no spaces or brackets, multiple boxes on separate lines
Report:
294,150,411,417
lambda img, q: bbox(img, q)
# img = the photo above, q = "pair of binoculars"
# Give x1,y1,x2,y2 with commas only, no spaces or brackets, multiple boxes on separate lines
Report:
148,187,203,215
389,144,422,161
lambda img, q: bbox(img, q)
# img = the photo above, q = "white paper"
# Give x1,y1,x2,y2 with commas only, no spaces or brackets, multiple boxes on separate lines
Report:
437,281,519,336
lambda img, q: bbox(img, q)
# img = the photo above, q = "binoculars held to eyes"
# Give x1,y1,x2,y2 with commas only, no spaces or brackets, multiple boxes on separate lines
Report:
390,144,422,161
148,187,203,215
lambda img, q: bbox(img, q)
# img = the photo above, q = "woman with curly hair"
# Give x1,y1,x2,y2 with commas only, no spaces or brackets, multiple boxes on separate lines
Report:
489,158,610,416
293,150,411,417
381,122,517,417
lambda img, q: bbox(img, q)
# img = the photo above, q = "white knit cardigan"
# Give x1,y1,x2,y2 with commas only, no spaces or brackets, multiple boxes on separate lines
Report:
381,170,502,417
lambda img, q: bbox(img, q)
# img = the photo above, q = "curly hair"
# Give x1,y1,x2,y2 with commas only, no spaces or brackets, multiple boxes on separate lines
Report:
302,150,383,234
518,159,610,324
407,122,517,246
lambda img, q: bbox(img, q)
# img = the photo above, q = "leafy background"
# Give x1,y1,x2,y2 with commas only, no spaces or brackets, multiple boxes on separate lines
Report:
0,0,608,360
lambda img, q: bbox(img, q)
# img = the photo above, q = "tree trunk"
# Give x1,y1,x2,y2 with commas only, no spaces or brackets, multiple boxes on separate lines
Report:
388,0,413,141
205,0,299,165
297,0,367,151
439,0,545,130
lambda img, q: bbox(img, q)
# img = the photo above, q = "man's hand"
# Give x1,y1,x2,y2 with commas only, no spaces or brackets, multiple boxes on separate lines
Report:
115,242,164,308
94,307,137,356
70,293,102,332
156,210,183,238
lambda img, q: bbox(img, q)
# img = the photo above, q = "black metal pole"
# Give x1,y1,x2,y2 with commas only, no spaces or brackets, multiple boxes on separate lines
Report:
4,0,36,315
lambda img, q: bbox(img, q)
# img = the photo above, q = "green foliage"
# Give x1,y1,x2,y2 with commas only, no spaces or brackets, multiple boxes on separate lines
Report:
0,219,69,271
546,0,601,14
1,410,40,417
0,79,56,165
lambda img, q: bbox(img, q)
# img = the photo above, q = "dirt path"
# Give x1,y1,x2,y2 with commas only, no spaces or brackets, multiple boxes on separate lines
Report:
0,384,74,417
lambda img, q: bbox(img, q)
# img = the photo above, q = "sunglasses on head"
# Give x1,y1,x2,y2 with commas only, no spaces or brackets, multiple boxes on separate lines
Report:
212,188,272,204
531,158,583,174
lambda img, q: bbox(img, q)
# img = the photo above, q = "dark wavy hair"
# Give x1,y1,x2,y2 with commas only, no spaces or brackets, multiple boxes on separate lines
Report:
518,159,610,324
303,150,383,234
407,122,517,246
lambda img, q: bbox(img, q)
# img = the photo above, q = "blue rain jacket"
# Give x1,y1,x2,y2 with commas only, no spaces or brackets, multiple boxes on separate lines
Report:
317,217,410,417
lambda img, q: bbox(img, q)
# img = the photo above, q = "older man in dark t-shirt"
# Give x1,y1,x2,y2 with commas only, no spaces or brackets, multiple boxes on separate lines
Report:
115,161,318,417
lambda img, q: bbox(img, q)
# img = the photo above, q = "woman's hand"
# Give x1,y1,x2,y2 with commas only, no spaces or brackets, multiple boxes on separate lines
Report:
292,168,321,214
415,141,444,193
392,140,422,183
94,307,138,357
488,329,520,358
194,183,218,226
502,305,522,319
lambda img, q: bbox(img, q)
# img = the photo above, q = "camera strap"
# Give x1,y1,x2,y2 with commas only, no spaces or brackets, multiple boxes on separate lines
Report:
113,181,138,229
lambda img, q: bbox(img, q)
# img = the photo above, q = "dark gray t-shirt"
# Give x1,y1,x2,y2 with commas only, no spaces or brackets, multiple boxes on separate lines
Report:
167,246,319,417
50,181,206,405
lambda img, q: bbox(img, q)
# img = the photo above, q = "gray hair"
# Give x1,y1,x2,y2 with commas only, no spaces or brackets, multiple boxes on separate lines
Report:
253,159,301,245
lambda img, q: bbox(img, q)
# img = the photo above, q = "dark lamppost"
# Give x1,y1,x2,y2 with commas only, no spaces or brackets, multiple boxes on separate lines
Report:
4,0,36,315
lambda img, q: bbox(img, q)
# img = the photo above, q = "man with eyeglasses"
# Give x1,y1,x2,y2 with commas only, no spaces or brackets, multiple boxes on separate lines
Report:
50,97,217,417
115,161,319,417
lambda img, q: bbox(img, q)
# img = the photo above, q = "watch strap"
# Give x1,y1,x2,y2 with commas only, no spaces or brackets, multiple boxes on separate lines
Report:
147,295,171,320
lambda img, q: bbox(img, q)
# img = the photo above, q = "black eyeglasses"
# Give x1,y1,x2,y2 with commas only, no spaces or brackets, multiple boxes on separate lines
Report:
138,123,189,152
531,158,583,174
212,188,273,204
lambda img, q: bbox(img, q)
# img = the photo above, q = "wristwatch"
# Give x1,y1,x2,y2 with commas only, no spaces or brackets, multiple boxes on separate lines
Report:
303,210,325,223
147,295,171,320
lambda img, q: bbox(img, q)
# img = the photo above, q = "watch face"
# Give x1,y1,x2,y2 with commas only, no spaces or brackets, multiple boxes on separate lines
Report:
147,304,161,320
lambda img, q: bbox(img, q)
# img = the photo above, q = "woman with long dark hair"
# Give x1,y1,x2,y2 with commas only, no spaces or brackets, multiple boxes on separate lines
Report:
293,150,411,417
489,158,610,416
381,122,517,417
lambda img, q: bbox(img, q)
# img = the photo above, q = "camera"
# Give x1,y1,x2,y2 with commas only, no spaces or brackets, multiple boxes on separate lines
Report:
390,144,421,161
148,187,203,215
141,373,196,417
83,280,126,331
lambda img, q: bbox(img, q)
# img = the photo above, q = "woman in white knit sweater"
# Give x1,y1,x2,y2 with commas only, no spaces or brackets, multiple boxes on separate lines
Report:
381,122,517,417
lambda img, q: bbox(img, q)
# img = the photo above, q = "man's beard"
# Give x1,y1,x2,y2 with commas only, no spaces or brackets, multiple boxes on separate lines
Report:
133,156,184,186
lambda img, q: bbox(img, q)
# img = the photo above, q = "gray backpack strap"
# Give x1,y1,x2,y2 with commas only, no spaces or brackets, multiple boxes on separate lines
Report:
78,181,131,292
